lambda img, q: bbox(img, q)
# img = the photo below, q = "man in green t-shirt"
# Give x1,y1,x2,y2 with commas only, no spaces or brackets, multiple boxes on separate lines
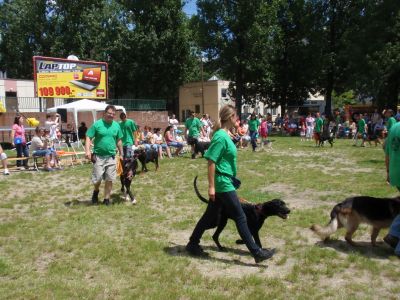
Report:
185,111,205,159
248,112,261,151
85,105,123,205
383,121,400,256
314,112,323,146
353,113,366,147
119,112,137,159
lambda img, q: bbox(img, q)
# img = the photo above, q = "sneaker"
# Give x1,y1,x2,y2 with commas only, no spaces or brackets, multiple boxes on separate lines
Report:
185,243,208,257
103,199,110,206
384,234,399,249
3,169,10,175
254,248,275,263
131,198,137,205
91,190,99,205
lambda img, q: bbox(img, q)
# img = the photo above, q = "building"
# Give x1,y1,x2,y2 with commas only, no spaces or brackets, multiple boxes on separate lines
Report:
0,78,63,112
179,79,234,122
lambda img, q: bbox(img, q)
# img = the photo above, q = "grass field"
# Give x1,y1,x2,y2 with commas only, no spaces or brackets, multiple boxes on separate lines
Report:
1,137,399,299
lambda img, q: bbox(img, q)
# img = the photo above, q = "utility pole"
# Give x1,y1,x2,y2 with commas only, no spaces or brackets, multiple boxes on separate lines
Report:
200,56,205,114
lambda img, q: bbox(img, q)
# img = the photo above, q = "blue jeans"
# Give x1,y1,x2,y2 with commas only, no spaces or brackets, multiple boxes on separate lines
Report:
249,130,258,151
15,143,29,167
389,215,400,255
188,190,260,256
167,141,183,149
123,145,133,158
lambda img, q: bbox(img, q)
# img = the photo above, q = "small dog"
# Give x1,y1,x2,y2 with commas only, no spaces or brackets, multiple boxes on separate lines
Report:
193,176,291,250
310,196,400,246
134,146,159,172
120,156,138,204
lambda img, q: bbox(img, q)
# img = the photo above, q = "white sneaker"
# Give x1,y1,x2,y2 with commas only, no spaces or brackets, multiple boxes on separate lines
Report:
3,169,10,175
131,198,137,205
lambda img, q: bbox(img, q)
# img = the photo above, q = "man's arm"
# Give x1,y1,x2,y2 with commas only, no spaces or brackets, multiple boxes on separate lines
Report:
117,139,123,157
85,136,92,159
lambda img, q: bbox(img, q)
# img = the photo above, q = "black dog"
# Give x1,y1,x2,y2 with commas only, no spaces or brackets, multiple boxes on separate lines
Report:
120,156,138,204
193,176,291,250
194,141,210,157
135,147,159,172
318,124,334,147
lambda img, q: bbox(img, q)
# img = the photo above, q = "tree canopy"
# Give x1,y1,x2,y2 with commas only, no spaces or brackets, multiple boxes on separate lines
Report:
0,0,399,114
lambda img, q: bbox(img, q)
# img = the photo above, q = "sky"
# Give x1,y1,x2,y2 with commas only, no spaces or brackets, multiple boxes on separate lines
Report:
183,0,197,16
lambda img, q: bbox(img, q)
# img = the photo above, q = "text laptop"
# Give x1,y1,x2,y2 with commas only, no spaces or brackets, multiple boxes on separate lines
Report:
70,68,101,91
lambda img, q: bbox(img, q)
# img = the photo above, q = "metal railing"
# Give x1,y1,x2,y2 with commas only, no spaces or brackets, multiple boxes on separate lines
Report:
0,97,166,112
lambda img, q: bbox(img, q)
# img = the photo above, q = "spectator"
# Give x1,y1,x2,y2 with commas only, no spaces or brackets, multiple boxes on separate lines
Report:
185,111,204,159
153,128,171,158
119,112,137,159
259,116,269,148
134,125,142,146
30,127,55,171
11,115,29,170
385,109,397,135
45,113,60,140
383,121,400,257
168,114,179,137
201,114,212,140
305,113,314,141
78,122,87,144
164,125,183,156
85,105,123,206
0,144,10,175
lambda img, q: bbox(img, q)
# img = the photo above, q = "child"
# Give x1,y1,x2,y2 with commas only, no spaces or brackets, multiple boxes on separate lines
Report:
259,118,268,149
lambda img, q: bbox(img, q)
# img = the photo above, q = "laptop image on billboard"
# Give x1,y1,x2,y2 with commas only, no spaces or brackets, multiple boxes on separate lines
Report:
70,68,101,91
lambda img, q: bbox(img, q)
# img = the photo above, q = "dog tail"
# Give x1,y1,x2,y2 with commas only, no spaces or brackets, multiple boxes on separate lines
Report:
310,204,341,240
193,176,209,204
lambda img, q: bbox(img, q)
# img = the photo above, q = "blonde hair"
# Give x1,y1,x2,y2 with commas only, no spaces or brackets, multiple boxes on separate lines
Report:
212,105,236,136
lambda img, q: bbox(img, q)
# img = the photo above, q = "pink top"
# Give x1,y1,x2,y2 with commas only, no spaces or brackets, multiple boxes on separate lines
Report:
12,124,26,143
165,131,174,143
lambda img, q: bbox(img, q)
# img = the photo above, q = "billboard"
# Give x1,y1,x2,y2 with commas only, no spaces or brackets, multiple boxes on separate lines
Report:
33,56,108,99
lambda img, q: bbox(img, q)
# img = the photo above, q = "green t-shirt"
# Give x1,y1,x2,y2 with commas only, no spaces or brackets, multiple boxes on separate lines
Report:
387,117,396,132
315,118,323,133
86,119,123,157
185,117,202,138
119,119,137,146
204,129,237,193
385,122,400,187
357,119,366,133
248,118,260,132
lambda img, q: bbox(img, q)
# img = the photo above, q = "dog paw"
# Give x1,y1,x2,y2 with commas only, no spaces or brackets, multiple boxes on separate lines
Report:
218,247,227,252
235,239,245,244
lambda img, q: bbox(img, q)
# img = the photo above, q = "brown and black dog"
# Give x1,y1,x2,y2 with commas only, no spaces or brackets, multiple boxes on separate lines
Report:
134,147,159,172
120,156,139,204
194,176,291,250
310,196,400,246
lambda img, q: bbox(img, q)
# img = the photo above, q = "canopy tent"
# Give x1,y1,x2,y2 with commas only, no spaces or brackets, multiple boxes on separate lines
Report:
47,99,126,141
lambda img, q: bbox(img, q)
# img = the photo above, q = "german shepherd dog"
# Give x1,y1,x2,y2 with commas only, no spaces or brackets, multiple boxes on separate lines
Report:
310,196,400,246
120,156,139,204
194,176,291,250
134,147,159,172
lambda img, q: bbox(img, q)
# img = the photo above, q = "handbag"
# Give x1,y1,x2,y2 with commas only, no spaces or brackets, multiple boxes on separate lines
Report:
14,137,22,145
216,171,241,189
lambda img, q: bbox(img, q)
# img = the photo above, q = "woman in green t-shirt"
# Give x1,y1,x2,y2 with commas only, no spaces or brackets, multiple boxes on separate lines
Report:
186,105,274,263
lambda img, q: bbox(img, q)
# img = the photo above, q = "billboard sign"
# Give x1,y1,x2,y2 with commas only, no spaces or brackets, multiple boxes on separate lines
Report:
33,56,108,99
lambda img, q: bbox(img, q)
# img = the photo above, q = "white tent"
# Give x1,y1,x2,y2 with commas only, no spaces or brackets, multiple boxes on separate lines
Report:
47,99,126,140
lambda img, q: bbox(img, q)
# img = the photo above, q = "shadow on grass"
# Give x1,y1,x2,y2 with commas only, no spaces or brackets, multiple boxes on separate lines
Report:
64,194,130,207
315,239,393,259
164,244,269,268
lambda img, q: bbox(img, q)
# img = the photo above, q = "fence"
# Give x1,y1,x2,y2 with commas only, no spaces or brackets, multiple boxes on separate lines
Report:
0,97,166,112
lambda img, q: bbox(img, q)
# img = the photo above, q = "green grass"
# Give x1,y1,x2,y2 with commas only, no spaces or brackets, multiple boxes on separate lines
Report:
0,137,399,299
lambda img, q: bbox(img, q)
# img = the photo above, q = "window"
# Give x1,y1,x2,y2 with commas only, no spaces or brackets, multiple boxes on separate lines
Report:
221,88,227,98
195,105,200,113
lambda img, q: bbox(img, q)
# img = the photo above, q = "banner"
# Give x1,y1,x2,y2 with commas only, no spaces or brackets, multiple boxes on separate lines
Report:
33,56,108,99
